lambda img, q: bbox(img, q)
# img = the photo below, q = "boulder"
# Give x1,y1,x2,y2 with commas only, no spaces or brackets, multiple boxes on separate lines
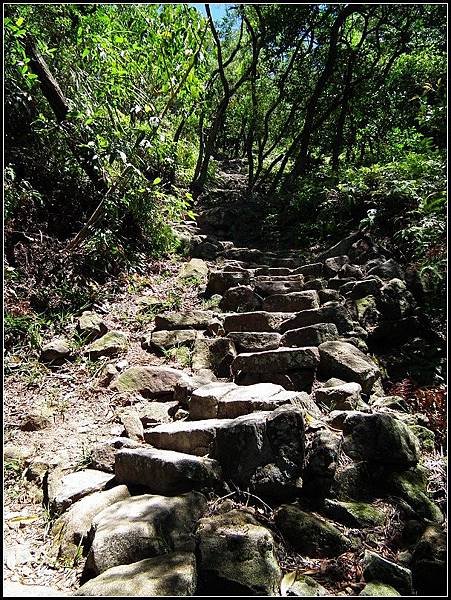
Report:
363,550,412,595
348,278,383,299
359,582,401,596
275,504,354,557
263,291,319,312
411,525,446,596
213,406,305,498
76,552,197,596
89,438,142,473
86,492,206,574
178,258,208,279
207,271,251,295
191,337,236,377
226,331,281,352
342,413,420,468
231,347,320,375
282,574,328,596
323,499,386,528
219,286,262,312
48,469,115,516
52,485,130,562
281,323,339,347
224,311,293,333
117,408,144,441
379,278,413,320
367,259,404,280
324,255,350,276
302,430,341,500
115,447,221,494
387,467,443,523
196,510,281,596
318,341,380,393
40,338,71,363
85,331,128,359
142,329,201,352
332,462,375,501
318,289,340,304
295,263,324,277
77,311,108,342
302,279,325,291
315,382,363,411
110,366,192,399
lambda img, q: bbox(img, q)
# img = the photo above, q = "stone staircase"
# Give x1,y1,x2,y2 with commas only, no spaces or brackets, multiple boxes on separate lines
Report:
45,183,446,596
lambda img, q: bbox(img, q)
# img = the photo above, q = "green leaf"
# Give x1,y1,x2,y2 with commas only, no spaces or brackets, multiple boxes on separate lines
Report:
153,177,162,185
16,17,24,27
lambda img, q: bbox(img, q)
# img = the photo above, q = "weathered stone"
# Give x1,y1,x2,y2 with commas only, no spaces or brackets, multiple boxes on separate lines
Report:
40,338,71,363
281,305,354,334
367,258,404,280
52,485,130,562
363,550,412,595
231,347,320,375
115,448,221,494
110,366,192,399
142,329,201,352
4,443,34,463
226,331,281,352
263,291,319,312
89,438,141,473
76,553,197,596
302,430,342,500
196,510,281,596
318,341,380,392
339,263,364,279
281,323,339,347
323,499,386,528
343,413,420,468
189,381,302,420
144,419,233,456
255,280,304,297
77,311,108,342
328,277,356,290
387,467,443,523
411,525,446,596
379,278,413,320
332,462,375,501
224,311,293,333
179,258,208,279
255,274,304,282
191,337,236,377
118,408,144,441
275,505,354,557
283,574,328,597
359,582,401,596
213,406,305,498
317,232,360,260
48,469,115,516
86,331,128,359
324,255,350,276
295,263,324,277
348,278,383,299
254,266,292,276
315,382,363,411
207,271,251,295
86,492,206,575
154,310,218,331
318,288,341,303
219,285,262,312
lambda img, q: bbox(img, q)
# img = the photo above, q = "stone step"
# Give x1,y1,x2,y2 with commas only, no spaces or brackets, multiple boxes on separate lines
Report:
254,280,305,297
189,381,302,419
141,329,203,352
115,447,222,494
154,310,220,331
280,323,339,347
254,267,293,276
223,311,294,333
207,271,251,294
263,291,319,312
226,331,281,352
254,274,304,282
144,419,233,456
231,347,320,375
279,305,354,334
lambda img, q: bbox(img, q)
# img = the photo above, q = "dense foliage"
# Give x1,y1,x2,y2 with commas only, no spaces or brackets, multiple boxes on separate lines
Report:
4,3,446,325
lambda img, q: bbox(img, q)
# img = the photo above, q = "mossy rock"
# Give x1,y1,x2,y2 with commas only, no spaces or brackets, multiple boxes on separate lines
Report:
324,499,386,528
409,425,435,452
387,467,443,524
85,331,128,359
359,581,401,596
